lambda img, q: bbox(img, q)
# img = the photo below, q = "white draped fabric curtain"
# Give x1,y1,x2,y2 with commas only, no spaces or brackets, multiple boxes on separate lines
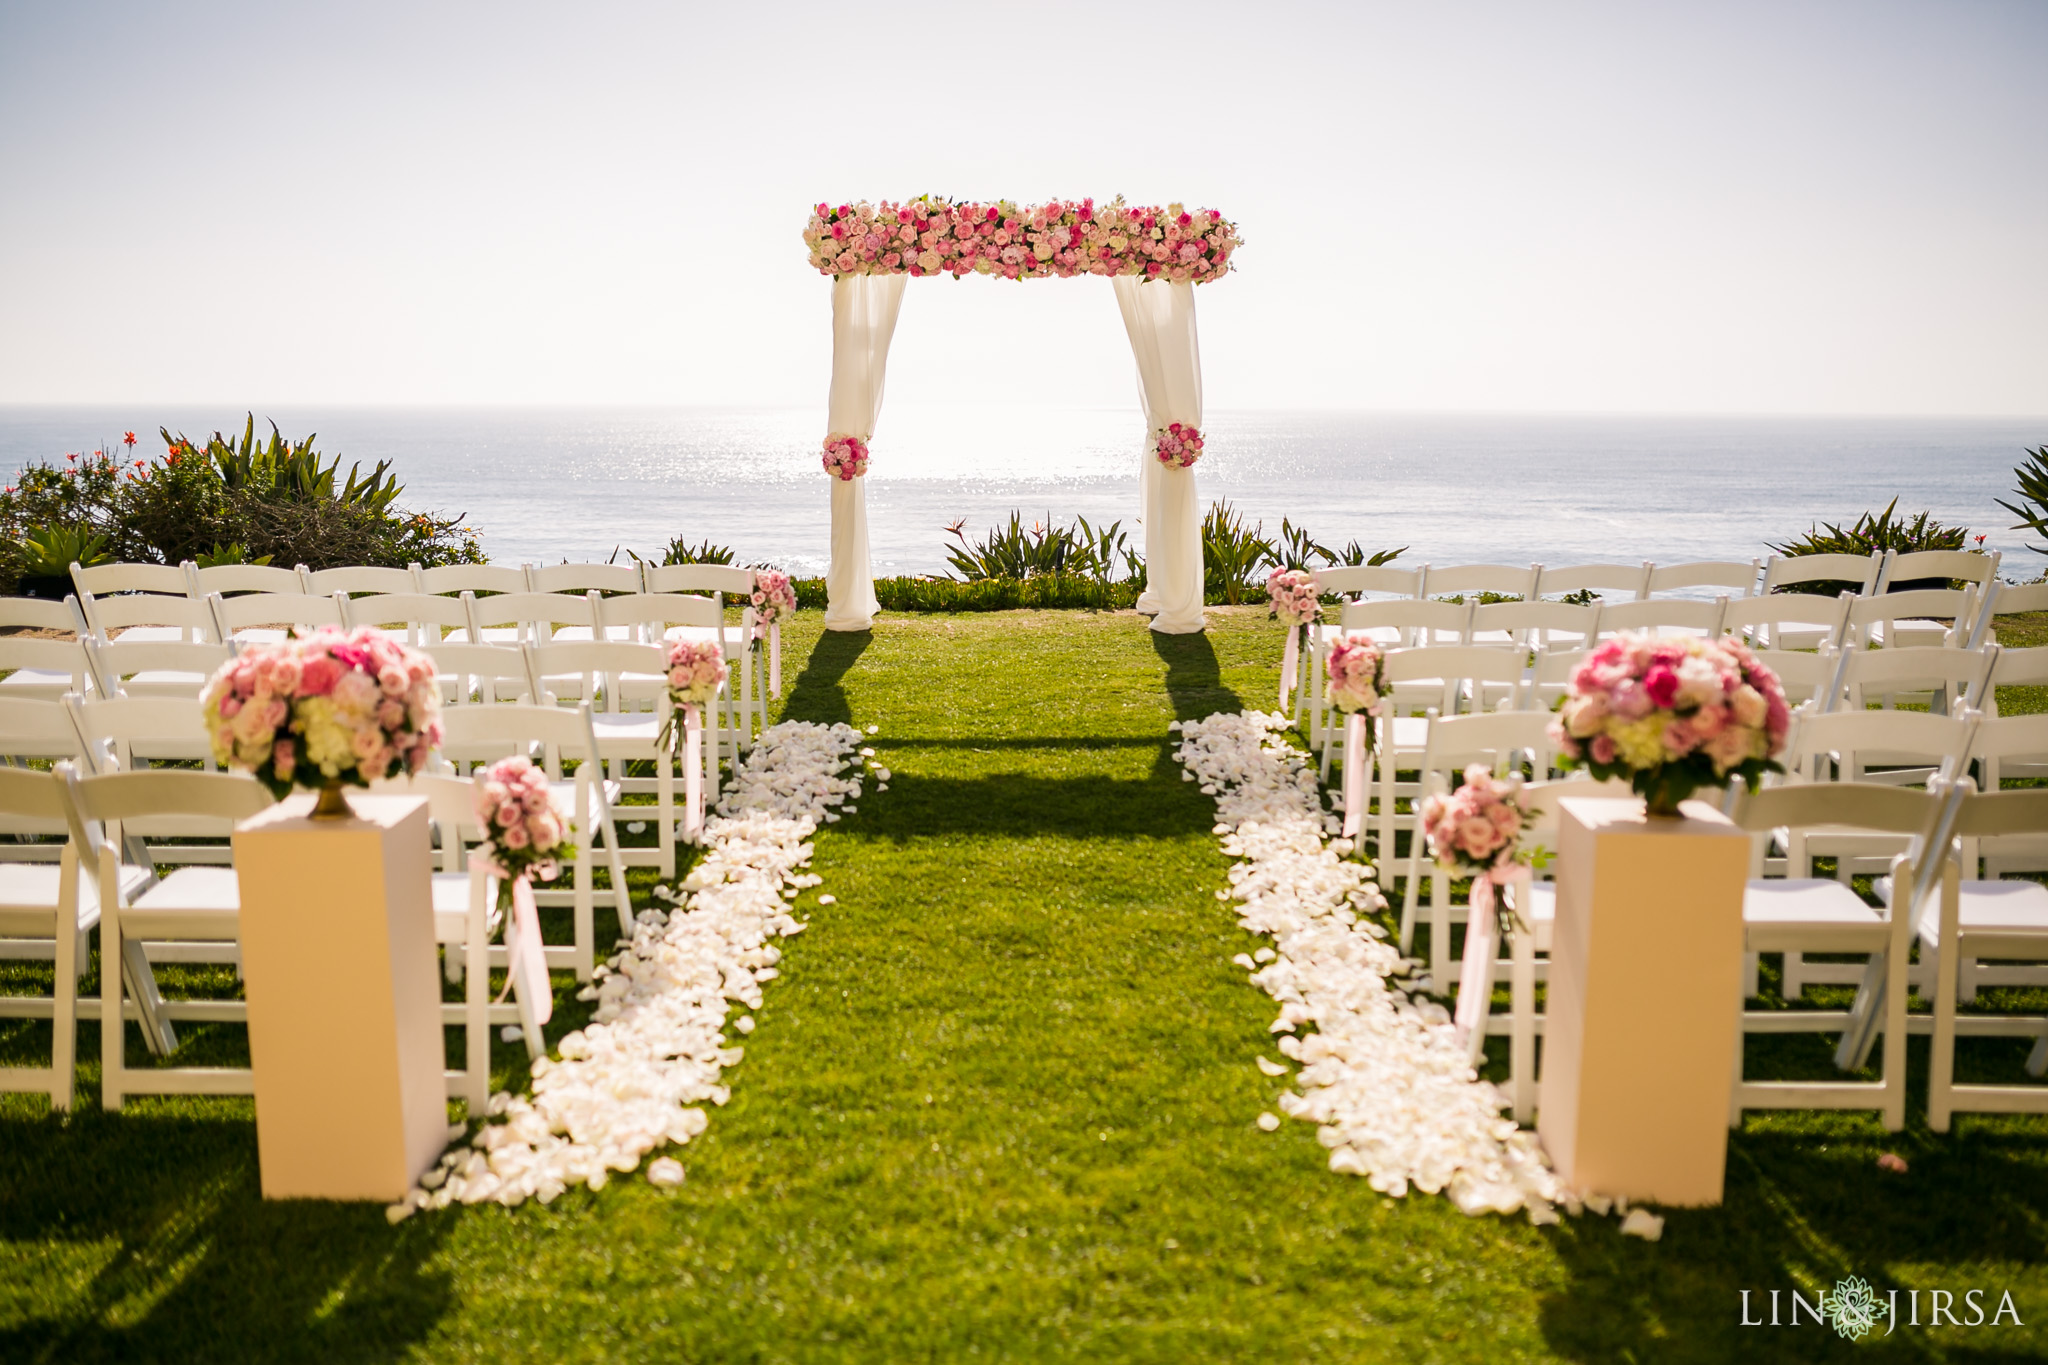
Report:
823,274,907,631
821,271,1206,635
1111,277,1206,634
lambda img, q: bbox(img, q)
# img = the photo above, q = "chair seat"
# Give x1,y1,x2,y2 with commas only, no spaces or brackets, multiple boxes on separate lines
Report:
121,671,208,696
0,861,151,934
1743,878,1886,951
107,626,193,644
549,778,623,807
0,669,79,698
1908,879,2048,952
589,714,664,747
123,867,241,938
432,872,501,943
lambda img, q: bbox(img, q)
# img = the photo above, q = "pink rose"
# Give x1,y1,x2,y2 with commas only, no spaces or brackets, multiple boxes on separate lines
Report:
502,824,530,850
1643,665,1680,709
1591,734,1618,764
299,656,341,696
497,802,523,828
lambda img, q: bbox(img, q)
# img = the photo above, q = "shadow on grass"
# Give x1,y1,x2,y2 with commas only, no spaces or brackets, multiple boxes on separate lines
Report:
0,1110,457,1364
852,772,1217,841
782,630,871,727
1150,629,1244,724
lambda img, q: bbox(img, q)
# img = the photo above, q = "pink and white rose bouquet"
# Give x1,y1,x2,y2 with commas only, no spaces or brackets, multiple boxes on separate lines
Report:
471,755,575,886
1419,765,1535,887
656,639,729,750
202,627,442,799
1551,632,1791,814
750,570,796,627
802,196,1243,285
1326,636,1386,725
1154,422,1205,470
821,434,869,480
1266,568,1321,626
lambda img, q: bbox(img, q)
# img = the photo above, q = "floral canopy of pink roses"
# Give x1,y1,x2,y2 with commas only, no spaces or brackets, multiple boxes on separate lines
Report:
803,196,1242,284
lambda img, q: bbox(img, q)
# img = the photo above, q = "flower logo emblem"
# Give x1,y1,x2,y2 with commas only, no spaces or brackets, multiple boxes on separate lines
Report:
1827,1275,1883,1341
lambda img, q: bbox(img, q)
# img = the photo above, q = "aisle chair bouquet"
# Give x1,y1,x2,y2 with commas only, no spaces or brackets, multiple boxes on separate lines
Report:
472,755,578,1042
203,627,443,817
1418,765,1544,1049
750,569,797,698
1266,567,1321,711
1324,635,1386,839
658,640,730,842
1550,632,1790,815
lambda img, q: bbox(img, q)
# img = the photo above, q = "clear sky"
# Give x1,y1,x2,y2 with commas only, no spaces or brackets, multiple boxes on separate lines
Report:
2,0,2043,415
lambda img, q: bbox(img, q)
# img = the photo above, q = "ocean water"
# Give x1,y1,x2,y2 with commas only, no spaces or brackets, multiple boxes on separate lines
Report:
1,407,2042,581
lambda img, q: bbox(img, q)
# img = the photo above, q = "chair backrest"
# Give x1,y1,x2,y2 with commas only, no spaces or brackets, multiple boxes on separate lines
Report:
1837,644,1995,713
1756,648,1840,710
83,592,218,642
1846,586,1976,639
466,591,598,631
424,643,534,706
1468,600,1601,648
0,762,74,844
437,702,600,781
1644,560,1760,597
302,565,422,596
1417,709,1556,777
1761,552,1882,595
70,562,192,600
1533,563,1651,599
341,592,474,640
211,591,346,634
84,639,233,698
0,637,91,693
1981,579,2048,626
1718,592,1849,648
415,563,533,596
528,562,643,595
525,641,671,710
1336,598,1471,646
1987,645,2048,689
1955,785,2048,838
1593,596,1729,638
1422,563,1541,599
369,771,483,872
594,593,726,634
66,691,215,770
1885,549,1999,591
1732,780,1950,841
188,563,304,596
1782,706,1978,784
0,697,87,763
641,563,755,597
1971,713,2048,768
62,765,273,835
1379,646,1530,714
0,595,88,633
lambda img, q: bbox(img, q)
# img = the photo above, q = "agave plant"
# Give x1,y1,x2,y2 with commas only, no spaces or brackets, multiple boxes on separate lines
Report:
661,537,737,566
943,512,1110,581
14,523,111,575
1272,517,1334,573
1330,539,1407,569
194,542,273,568
1769,498,1969,593
161,415,403,515
1201,500,1276,605
1997,446,2048,557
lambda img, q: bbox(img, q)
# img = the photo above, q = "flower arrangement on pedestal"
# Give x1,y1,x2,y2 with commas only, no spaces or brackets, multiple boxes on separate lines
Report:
821,434,869,480
803,196,1242,284
1267,568,1321,710
1550,633,1791,816
1154,422,1205,470
202,627,442,816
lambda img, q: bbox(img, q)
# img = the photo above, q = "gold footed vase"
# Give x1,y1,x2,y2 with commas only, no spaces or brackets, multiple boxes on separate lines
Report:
309,782,356,820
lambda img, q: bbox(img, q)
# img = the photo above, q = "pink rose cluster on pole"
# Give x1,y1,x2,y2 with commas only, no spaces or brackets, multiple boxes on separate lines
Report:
821,434,869,481
1266,568,1321,626
802,196,1243,285
750,570,797,626
1325,636,1387,724
656,640,729,751
1550,632,1791,813
1419,765,1535,887
1154,422,1205,470
201,627,442,799
472,755,574,884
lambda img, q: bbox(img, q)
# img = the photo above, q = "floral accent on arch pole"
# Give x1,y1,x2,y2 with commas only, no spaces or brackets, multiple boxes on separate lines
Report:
820,434,870,480
804,197,1242,284
1154,421,1205,469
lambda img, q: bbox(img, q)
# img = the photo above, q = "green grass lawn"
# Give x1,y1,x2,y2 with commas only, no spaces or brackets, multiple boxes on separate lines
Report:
4,607,2048,1362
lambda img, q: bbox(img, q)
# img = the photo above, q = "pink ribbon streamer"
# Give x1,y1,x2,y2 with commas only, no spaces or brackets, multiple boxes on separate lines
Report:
770,620,782,698
1341,712,1366,838
1453,876,1498,1042
498,875,553,1028
683,703,704,843
1279,623,1300,711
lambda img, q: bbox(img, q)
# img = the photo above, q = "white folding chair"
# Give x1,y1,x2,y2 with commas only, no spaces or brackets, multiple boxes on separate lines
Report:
415,564,533,598
62,765,276,1110
598,592,754,755
1728,780,1963,1132
1643,559,1760,599
1311,599,1472,750
1923,786,2048,1129
1721,592,1852,652
1468,600,1601,654
1968,580,2048,652
1981,643,2048,718
1310,563,1426,603
0,627,92,703
1531,563,1651,601
69,563,196,636
83,638,234,699
208,590,347,646
425,642,532,708
1836,643,1995,716
1592,596,1729,641
1760,552,1883,600
1884,548,1998,595
302,565,422,596
1398,709,1556,988
524,640,686,877
435,704,631,982
528,562,644,598
1755,647,1841,713
341,592,473,648
1848,587,1978,651
80,592,219,646
0,767,148,1111
1423,563,1541,603
465,591,599,651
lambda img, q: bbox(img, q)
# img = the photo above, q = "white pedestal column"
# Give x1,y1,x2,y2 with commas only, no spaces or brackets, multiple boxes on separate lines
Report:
234,793,445,1201
1538,796,1749,1207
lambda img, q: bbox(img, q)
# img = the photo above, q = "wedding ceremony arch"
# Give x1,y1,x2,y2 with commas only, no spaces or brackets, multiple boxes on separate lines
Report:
805,196,1243,635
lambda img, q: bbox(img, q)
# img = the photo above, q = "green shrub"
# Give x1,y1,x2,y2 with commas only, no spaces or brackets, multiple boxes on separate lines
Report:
942,512,1137,584
1768,498,1970,594
658,537,737,566
1201,500,1274,605
1996,445,2048,559
0,418,480,593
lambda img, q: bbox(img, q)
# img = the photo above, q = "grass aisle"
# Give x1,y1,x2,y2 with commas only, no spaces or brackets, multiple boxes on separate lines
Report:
5,607,2048,1363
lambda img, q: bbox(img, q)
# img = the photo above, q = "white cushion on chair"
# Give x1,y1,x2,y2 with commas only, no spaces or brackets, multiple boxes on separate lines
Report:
1908,878,2048,951
1742,879,1886,951
590,714,663,745
123,867,241,938
0,861,151,934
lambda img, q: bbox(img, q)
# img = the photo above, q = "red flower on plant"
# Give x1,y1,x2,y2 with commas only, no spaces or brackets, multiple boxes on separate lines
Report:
123,432,137,447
